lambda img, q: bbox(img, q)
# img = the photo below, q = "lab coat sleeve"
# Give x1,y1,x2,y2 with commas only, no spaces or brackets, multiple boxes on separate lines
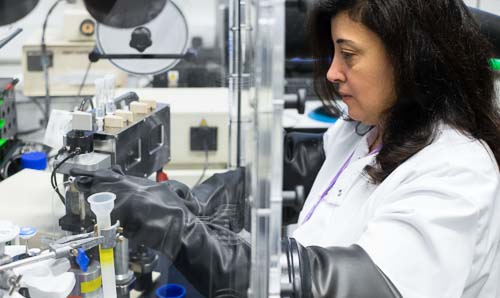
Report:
356,153,499,298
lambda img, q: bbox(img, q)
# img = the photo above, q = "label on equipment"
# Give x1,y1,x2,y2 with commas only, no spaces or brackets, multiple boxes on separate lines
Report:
81,275,102,294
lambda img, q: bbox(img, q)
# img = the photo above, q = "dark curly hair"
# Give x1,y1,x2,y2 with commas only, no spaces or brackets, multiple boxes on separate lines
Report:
309,0,500,183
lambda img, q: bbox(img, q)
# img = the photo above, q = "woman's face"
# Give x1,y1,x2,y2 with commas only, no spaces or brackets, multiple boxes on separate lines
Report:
327,11,396,126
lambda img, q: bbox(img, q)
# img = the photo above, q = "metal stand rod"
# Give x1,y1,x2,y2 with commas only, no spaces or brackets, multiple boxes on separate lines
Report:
0,252,55,272
89,50,195,62
0,28,22,49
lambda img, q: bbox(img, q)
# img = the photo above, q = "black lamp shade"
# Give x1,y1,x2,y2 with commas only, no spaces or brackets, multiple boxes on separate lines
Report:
0,0,38,26
83,0,167,28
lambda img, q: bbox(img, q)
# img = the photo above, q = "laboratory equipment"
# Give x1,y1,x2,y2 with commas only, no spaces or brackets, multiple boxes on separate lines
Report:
0,78,19,144
156,284,186,298
56,99,170,233
20,152,47,170
114,87,229,186
21,0,127,97
114,236,135,298
129,244,158,292
104,74,116,115
19,226,37,256
0,29,23,50
0,78,20,181
0,221,19,266
0,229,103,297
63,1,289,297
40,93,168,297
0,221,19,297
91,0,189,75
83,0,167,29
87,192,117,298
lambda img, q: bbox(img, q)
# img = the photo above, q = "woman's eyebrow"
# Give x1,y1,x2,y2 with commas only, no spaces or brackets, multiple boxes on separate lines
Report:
335,38,357,46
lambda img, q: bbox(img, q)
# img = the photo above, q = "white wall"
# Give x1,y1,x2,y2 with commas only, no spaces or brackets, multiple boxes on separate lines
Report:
0,1,65,62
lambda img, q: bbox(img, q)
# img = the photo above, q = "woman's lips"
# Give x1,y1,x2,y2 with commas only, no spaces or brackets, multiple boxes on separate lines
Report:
339,93,353,100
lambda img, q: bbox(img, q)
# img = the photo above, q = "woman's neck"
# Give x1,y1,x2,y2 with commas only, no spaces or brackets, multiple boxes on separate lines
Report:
369,126,383,153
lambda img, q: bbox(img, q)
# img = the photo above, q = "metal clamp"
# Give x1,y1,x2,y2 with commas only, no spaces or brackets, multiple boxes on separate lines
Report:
0,232,104,272
99,221,120,249
8,274,22,295
50,232,104,258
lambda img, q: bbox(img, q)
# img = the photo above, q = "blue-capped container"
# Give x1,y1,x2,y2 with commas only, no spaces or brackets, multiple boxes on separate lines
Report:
156,284,186,298
20,151,47,170
19,226,37,240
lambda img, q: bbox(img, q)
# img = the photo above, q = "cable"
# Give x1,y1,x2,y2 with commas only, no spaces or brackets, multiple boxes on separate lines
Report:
77,61,92,98
41,0,64,127
194,138,209,186
79,96,95,111
20,0,63,136
51,148,80,205
16,127,44,136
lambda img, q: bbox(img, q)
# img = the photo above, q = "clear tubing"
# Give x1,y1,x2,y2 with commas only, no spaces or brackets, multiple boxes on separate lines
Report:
88,192,117,298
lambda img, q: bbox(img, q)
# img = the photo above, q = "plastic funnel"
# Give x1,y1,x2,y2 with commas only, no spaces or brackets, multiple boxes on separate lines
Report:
87,192,116,229
156,284,186,298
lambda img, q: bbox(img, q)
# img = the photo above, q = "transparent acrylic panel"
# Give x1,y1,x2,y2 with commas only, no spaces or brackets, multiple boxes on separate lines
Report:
0,0,286,297
82,0,261,297
250,0,285,296
93,0,230,86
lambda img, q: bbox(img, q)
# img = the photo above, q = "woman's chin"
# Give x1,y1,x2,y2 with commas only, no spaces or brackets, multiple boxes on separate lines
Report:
346,109,362,122
347,110,377,126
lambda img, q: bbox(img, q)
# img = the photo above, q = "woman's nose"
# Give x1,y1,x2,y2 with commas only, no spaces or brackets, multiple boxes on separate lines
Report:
326,55,346,83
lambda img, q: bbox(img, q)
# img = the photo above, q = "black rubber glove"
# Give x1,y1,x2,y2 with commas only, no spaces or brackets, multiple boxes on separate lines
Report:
283,132,325,224
165,168,247,232
282,238,402,298
71,167,247,232
110,180,250,297
70,165,156,193
71,167,250,297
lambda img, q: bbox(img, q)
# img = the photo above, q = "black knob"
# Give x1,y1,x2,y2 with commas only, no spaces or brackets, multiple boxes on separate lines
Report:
283,185,305,209
284,88,306,114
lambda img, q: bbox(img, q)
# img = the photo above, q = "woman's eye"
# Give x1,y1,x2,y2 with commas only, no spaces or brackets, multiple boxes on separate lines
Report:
341,51,354,60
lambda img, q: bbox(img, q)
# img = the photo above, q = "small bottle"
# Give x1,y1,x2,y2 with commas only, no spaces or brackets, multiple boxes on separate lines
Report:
94,78,106,118
105,74,116,115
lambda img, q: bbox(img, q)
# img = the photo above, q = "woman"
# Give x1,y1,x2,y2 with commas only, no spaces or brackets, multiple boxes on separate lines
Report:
293,0,500,297
76,0,500,297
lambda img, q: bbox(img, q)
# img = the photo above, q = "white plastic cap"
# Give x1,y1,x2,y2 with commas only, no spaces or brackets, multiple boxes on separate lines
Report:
19,226,37,240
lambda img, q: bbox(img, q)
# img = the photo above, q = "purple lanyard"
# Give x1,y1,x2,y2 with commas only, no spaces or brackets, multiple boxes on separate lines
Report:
301,145,382,225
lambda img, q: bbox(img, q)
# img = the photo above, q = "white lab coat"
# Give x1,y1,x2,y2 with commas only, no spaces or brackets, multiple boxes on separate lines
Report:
292,119,500,298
